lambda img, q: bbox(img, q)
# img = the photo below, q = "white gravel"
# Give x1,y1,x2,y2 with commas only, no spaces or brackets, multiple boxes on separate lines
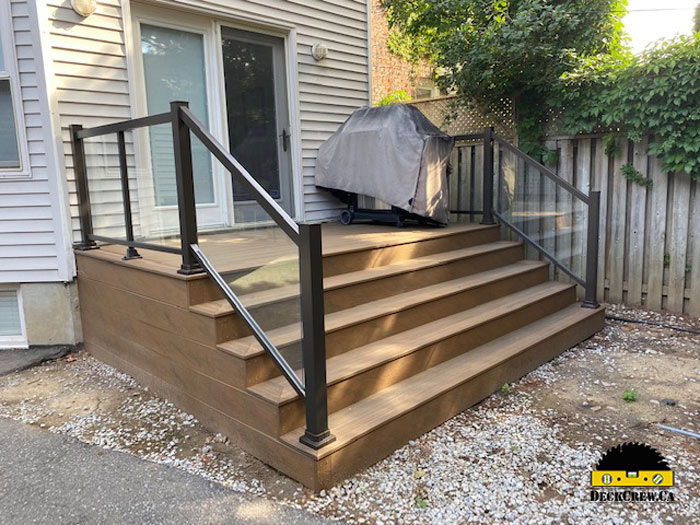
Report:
0,303,697,524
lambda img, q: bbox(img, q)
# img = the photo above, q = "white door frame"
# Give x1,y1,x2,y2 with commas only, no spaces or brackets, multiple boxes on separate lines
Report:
128,5,230,234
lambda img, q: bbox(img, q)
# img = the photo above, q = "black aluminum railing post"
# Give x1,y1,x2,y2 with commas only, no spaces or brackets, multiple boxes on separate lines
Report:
171,101,203,275
298,223,335,450
481,126,496,225
70,124,97,250
583,190,601,308
117,130,141,260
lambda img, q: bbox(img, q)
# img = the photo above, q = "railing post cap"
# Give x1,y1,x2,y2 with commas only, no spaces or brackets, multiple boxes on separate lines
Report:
170,100,190,107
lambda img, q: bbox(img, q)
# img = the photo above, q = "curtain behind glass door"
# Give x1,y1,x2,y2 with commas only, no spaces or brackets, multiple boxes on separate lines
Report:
140,23,214,206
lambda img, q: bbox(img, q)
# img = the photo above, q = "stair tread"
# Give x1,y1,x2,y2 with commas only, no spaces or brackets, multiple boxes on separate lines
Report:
191,241,522,317
249,272,567,404
218,260,554,359
282,303,604,458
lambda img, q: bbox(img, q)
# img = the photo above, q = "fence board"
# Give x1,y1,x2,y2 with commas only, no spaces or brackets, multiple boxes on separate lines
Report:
608,141,629,303
646,152,668,310
627,138,649,304
689,181,700,316
667,173,691,312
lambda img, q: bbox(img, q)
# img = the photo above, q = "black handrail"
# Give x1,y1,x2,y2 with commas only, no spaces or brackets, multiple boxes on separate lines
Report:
492,134,590,204
451,127,600,308
69,100,334,450
178,106,300,243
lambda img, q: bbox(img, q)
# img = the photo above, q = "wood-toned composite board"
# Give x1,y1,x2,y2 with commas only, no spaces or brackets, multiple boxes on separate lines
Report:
75,222,605,490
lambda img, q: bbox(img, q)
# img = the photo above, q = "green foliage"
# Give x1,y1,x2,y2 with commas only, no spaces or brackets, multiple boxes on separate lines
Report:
500,382,511,394
376,90,412,106
382,0,627,155
621,163,652,187
622,388,638,402
414,496,428,508
695,3,700,33
559,35,700,180
602,134,622,156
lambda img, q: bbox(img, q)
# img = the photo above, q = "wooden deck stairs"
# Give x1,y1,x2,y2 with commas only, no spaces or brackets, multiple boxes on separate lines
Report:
76,222,604,489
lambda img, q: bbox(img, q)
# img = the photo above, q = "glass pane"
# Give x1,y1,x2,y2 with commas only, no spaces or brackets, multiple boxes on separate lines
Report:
0,80,20,169
83,133,126,240
495,147,589,287
140,23,213,205
83,127,190,250
0,291,22,337
191,132,304,385
222,29,281,202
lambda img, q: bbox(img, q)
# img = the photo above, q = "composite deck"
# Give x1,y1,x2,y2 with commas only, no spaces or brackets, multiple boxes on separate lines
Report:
75,221,604,489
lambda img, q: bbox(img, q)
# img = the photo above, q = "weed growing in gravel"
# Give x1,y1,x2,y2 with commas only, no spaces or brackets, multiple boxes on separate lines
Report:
414,496,428,509
501,383,511,394
622,388,639,402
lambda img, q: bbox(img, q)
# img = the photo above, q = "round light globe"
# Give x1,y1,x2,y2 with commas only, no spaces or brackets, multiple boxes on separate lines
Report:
70,0,97,17
311,43,328,61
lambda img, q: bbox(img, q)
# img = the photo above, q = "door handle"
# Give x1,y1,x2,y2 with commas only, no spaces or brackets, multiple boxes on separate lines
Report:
280,128,290,152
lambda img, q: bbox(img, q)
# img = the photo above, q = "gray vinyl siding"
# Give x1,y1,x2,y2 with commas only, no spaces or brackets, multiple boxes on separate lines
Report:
0,0,63,283
48,0,369,236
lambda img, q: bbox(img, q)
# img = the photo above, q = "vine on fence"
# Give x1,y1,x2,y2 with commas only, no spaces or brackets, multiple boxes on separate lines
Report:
558,35,700,181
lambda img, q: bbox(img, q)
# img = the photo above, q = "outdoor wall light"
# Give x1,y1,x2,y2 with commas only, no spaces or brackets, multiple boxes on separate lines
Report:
311,43,328,61
70,0,97,17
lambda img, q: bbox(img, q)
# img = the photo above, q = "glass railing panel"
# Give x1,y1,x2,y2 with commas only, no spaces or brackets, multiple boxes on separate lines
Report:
449,140,483,224
189,133,304,386
82,132,128,242
495,145,589,290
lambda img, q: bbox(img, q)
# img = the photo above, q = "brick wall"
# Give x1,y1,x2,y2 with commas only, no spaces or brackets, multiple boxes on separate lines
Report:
370,0,434,103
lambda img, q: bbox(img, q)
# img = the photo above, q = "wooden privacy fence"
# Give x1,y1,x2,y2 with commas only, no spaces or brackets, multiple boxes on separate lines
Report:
449,135,700,316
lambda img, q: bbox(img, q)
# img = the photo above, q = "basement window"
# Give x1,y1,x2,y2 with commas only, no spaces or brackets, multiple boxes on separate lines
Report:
0,289,27,349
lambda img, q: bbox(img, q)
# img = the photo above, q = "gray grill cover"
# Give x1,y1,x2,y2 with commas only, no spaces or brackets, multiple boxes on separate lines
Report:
315,104,454,224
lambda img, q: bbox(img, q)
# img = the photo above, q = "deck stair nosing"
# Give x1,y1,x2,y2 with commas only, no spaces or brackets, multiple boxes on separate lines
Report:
281,303,604,459
248,276,574,404
190,240,524,318
217,260,555,359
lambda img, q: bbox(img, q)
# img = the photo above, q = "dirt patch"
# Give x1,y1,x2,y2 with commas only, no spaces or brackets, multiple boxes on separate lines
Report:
0,303,697,524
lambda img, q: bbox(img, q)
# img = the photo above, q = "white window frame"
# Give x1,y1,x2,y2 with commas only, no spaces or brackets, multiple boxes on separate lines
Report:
0,1,31,179
0,287,28,349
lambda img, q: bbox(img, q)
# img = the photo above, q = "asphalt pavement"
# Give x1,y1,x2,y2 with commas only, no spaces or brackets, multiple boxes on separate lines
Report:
0,417,333,525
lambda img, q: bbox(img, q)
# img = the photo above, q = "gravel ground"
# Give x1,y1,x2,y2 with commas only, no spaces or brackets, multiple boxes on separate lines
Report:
0,304,697,524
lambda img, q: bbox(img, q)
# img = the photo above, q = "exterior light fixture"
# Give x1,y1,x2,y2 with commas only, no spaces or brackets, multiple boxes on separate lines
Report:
311,43,328,61
70,0,97,17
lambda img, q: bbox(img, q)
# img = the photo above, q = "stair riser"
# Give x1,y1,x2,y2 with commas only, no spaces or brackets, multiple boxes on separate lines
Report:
322,226,500,277
312,308,605,489
275,286,577,434
248,244,525,330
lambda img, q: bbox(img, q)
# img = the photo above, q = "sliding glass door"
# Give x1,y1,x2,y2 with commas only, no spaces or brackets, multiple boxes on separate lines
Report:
132,7,295,233
221,27,294,222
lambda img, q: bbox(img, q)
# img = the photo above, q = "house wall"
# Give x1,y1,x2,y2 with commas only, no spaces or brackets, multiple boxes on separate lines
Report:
0,0,79,347
44,0,371,231
1,0,72,284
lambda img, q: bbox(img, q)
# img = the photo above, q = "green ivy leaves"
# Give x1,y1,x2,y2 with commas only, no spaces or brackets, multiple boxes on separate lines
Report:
560,35,700,181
